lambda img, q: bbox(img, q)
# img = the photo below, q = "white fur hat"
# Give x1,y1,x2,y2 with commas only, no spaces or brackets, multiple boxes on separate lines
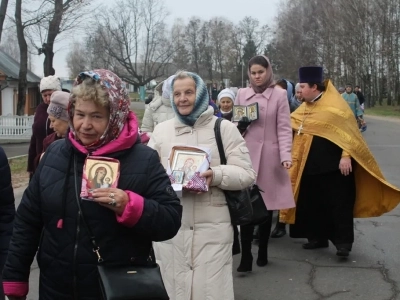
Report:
40,75,62,92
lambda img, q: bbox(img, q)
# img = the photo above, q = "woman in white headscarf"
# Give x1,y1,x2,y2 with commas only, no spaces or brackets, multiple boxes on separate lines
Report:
217,88,235,121
141,75,176,136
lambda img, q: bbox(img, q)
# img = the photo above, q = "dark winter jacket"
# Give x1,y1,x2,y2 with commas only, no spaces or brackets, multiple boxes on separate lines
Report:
33,132,63,171
221,111,233,121
3,113,182,299
355,90,365,105
27,102,54,173
0,147,15,300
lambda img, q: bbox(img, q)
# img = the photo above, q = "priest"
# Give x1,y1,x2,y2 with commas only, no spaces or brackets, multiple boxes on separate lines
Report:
280,66,400,257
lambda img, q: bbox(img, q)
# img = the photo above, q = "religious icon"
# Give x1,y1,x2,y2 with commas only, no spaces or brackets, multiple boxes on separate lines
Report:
80,156,121,200
171,150,207,185
233,107,246,122
168,146,211,193
172,170,184,184
232,103,259,122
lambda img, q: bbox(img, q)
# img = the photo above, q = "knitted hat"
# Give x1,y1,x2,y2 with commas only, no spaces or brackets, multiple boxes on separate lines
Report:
217,88,235,103
47,91,70,121
298,66,323,83
40,75,62,92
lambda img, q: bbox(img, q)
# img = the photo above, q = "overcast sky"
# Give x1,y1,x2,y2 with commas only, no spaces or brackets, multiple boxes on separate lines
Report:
31,0,279,78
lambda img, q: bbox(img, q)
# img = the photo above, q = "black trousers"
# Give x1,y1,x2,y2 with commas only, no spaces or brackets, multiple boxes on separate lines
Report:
290,170,356,249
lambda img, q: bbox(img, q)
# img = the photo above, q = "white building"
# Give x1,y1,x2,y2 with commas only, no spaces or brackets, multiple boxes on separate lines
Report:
0,50,42,116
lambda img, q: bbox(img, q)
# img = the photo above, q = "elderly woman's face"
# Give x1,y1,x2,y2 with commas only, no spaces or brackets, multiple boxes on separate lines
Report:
173,77,196,115
220,97,233,111
295,89,302,101
41,90,55,105
49,116,69,138
73,98,109,146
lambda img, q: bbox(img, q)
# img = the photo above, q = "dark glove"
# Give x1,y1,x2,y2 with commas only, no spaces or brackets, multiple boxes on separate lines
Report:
237,117,251,134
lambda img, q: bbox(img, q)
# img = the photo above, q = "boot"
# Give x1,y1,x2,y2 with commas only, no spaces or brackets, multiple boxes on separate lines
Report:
270,220,286,238
232,225,241,255
257,211,273,267
237,224,254,272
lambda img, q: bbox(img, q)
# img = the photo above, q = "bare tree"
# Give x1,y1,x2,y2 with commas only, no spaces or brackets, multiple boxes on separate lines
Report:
209,18,233,82
270,0,400,106
25,0,93,76
185,17,202,74
0,0,8,42
84,27,122,72
239,16,270,54
15,0,28,115
65,41,88,78
171,18,190,70
92,0,174,87
198,22,213,81
0,27,20,61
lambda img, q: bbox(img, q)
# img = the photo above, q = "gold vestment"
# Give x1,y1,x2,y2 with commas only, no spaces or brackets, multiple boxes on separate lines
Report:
281,80,400,224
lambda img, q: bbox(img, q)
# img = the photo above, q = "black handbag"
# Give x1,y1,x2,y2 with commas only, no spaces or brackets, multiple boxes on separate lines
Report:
73,155,169,300
214,118,269,226
97,264,169,300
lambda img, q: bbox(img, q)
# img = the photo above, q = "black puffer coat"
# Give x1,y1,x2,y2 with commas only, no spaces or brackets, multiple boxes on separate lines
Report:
3,138,182,299
0,147,15,300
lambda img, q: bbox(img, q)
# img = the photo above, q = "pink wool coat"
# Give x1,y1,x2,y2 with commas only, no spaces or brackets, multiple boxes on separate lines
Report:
235,86,295,210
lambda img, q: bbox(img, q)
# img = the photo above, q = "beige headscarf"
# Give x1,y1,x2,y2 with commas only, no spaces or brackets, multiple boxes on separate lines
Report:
248,55,274,94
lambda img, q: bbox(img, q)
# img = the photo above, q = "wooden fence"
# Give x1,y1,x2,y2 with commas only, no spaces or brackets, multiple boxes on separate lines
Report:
0,115,33,139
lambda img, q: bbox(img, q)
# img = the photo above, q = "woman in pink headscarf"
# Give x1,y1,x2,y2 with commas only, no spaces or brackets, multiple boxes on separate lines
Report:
2,69,181,300
234,55,295,272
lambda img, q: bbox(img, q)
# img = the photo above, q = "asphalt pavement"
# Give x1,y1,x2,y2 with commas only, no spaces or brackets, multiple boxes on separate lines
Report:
10,115,400,300
0,142,30,158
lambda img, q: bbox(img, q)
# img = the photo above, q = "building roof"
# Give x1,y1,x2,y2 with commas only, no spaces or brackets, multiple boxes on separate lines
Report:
0,49,42,83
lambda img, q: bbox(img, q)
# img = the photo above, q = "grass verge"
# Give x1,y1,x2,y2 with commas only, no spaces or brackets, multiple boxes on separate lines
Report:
133,109,145,126
9,155,28,174
364,103,400,118
8,156,29,188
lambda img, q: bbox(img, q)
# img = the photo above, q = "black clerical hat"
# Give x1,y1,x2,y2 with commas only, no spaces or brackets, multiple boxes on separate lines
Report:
298,66,323,83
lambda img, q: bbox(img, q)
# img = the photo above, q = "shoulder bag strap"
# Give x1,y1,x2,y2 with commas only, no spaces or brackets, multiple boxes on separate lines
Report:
72,155,155,263
213,118,227,165
73,154,104,262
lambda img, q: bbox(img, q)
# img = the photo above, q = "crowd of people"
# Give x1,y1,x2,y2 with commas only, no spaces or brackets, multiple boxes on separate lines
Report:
1,55,400,300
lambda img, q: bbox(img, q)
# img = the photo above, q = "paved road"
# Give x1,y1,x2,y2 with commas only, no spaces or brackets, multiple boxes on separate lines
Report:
0,142,30,158
11,116,400,300
233,116,400,300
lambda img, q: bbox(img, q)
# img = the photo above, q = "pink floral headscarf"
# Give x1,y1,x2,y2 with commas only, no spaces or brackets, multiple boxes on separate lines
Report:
69,69,131,151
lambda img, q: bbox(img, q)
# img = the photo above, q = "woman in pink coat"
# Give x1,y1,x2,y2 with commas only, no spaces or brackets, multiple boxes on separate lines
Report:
235,55,295,272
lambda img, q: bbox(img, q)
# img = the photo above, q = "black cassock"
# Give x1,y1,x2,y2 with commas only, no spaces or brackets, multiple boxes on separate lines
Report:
289,136,356,250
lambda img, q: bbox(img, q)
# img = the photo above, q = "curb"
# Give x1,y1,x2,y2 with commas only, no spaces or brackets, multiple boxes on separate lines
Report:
8,154,28,162
0,139,30,144
364,115,400,123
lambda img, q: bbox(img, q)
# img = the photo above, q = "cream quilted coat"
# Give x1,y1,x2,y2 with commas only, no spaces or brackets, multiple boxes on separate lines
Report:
148,107,256,300
141,82,175,135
